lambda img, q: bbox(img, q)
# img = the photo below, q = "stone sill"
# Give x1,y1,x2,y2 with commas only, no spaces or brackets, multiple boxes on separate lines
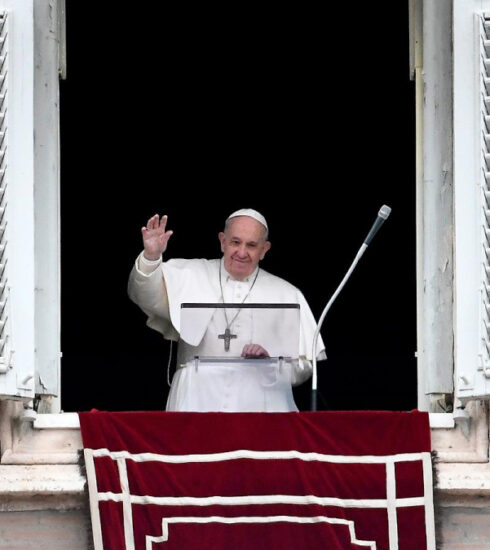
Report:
1,410,83,465
0,464,86,511
0,464,85,494
33,412,81,429
429,413,455,429
31,412,456,429
436,462,490,496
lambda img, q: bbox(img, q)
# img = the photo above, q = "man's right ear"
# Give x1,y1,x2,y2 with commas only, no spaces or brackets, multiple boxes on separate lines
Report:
218,232,225,253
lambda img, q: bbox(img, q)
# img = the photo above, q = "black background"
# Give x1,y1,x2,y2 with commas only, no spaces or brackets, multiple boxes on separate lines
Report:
60,4,416,412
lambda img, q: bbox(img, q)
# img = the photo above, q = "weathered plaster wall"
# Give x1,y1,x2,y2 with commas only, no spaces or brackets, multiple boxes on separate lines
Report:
435,499,490,550
0,507,93,550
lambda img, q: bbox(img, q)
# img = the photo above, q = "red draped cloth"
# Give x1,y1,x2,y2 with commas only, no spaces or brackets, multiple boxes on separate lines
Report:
79,411,435,550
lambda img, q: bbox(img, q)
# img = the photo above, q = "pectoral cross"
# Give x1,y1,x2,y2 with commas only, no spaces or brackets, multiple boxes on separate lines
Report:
218,327,237,351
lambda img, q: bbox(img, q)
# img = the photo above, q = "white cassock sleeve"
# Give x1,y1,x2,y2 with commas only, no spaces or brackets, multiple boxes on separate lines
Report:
127,252,180,341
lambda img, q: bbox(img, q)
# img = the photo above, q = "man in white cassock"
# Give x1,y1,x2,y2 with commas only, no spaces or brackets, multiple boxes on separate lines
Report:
128,208,326,412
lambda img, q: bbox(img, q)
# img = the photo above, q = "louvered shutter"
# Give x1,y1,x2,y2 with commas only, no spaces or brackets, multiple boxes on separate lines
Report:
0,11,11,379
0,1,36,399
0,0,61,401
454,4,490,401
482,16,490,388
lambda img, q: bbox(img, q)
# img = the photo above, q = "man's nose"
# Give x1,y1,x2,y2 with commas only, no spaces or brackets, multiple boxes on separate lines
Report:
236,244,248,257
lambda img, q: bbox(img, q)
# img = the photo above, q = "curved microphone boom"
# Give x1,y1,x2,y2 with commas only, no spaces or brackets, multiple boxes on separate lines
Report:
311,205,392,411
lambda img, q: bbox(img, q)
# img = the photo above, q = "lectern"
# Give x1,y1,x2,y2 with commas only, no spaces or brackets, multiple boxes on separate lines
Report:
168,303,301,411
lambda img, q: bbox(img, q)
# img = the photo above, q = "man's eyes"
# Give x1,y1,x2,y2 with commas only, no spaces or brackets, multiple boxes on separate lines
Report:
230,240,257,248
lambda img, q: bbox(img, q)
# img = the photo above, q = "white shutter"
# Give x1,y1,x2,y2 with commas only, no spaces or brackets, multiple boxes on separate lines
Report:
0,0,36,400
0,0,61,402
482,15,490,388
0,11,11,377
454,3,490,401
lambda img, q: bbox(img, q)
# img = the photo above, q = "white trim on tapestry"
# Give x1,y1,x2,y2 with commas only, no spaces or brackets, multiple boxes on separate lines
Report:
386,461,399,550
90,448,430,465
146,516,377,550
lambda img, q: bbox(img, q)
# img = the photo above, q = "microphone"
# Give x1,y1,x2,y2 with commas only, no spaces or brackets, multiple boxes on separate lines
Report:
363,205,392,246
311,204,392,411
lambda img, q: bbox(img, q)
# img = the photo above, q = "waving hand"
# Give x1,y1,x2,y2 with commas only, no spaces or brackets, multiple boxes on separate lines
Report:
141,214,173,261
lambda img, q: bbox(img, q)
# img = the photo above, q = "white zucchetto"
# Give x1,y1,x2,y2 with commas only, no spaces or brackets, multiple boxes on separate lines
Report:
226,208,268,231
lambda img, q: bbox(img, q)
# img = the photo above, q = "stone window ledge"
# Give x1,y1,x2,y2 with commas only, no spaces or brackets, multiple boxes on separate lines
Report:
430,401,489,463
3,407,486,465
1,402,490,506
0,464,86,512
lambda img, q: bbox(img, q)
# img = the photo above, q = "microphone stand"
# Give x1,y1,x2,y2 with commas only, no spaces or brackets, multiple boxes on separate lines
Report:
311,205,391,411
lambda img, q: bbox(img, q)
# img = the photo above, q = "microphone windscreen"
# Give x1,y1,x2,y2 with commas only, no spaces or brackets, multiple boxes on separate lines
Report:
379,205,392,219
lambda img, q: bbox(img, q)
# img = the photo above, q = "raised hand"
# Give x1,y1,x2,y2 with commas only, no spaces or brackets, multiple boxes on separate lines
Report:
141,214,173,261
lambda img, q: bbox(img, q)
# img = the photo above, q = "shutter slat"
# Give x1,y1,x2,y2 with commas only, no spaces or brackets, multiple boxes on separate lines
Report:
480,13,490,376
0,11,10,374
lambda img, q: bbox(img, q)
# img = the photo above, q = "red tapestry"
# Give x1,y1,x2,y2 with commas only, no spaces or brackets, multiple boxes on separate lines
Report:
78,410,435,550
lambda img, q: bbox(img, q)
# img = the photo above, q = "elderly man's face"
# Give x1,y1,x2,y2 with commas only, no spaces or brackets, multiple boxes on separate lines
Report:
218,216,271,280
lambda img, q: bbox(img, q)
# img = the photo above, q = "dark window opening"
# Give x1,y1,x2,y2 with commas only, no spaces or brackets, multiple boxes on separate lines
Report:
60,4,416,412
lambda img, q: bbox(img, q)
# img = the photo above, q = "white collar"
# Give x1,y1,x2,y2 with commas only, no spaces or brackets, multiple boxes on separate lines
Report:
220,259,259,284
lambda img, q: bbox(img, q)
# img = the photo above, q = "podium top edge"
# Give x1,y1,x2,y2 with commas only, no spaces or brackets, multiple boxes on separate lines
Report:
181,303,300,309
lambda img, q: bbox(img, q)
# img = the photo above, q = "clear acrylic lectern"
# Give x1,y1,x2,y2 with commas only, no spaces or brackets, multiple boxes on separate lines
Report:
167,303,301,412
